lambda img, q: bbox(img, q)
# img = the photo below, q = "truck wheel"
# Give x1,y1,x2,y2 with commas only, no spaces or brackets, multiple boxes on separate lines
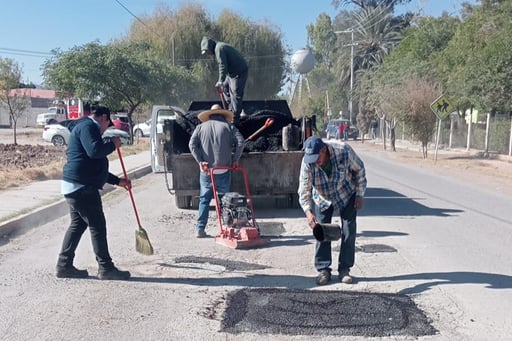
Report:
48,119,57,124
175,195,191,209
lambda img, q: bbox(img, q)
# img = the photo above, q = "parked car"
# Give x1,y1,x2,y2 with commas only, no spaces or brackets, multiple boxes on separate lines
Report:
133,119,151,138
42,119,130,146
112,113,130,133
325,119,358,140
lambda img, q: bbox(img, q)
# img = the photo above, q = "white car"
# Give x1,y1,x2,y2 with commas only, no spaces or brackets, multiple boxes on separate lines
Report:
133,119,151,137
42,119,130,146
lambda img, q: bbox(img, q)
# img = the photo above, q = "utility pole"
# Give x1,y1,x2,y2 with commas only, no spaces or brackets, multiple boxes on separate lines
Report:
335,29,356,124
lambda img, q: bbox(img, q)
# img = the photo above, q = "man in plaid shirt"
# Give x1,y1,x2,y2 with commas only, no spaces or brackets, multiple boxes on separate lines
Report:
298,136,367,285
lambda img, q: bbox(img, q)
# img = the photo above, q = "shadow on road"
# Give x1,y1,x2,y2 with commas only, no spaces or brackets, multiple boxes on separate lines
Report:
357,230,409,238
358,271,512,294
361,187,463,217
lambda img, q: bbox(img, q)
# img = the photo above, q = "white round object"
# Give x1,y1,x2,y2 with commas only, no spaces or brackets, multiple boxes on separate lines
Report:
291,48,314,74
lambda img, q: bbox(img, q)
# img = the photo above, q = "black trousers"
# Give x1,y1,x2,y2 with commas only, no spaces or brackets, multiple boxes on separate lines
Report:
57,186,114,270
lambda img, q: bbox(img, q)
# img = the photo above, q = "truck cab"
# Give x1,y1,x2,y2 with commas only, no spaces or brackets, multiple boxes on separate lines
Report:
36,105,67,126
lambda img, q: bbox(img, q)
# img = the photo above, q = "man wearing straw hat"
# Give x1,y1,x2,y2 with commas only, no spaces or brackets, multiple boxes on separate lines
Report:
298,136,367,285
189,104,245,238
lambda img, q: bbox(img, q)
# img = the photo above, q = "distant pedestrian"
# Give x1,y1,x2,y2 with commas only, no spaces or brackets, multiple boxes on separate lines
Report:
201,37,249,127
56,106,132,280
370,119,378,141
188,104,245,238
298,136,367,285
343,121,349,141
337,123,344,140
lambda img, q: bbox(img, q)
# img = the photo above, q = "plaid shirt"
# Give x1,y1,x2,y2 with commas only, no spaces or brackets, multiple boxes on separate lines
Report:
298,142,367,213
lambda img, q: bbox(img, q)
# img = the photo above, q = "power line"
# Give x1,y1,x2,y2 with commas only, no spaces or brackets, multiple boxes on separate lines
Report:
0,47,54,57
114,0,163,39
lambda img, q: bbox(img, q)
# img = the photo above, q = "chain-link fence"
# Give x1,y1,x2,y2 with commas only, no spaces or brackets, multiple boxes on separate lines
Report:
373,114,512,156
439,114,511,155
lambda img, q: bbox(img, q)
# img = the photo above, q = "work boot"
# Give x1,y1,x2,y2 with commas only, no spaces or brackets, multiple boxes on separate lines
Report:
98,266,131,280
196,230,208,238
339,269,353,284
56,265,89,279
316,269,331,286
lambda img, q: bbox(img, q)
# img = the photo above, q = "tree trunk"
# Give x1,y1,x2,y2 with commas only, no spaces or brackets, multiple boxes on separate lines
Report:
390,126,396,152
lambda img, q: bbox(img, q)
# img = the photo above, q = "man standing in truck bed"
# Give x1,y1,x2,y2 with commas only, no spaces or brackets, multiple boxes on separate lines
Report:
201,36,248,127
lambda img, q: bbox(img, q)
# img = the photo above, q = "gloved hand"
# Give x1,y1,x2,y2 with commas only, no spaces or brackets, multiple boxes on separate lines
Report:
215,82,223,91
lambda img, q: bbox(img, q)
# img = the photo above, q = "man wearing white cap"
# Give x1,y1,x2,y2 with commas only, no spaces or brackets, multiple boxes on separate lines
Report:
189,104,245,238
298,136,367,285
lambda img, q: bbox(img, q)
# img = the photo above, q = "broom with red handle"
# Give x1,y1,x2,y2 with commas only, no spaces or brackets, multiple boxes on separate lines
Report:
117,147,154,255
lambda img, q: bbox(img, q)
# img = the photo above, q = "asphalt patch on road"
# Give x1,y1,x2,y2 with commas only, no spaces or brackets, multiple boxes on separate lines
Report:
174,256,269,271
221,288,437,337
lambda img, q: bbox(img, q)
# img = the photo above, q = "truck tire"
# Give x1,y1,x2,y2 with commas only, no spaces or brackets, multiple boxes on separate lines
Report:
175,195,191,209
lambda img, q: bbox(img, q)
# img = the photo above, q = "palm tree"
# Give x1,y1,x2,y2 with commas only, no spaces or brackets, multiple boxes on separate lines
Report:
333,4,403,140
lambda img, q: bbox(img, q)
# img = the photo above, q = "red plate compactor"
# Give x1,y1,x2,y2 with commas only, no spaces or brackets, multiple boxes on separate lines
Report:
210,167,268,249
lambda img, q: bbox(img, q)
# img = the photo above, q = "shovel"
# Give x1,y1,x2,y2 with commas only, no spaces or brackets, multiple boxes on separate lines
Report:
217,87,228,110
117,147,154,256
246,118,275,142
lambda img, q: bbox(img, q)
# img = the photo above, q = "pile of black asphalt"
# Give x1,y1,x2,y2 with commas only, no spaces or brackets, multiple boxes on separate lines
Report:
171,106,302,154
220,288,437,337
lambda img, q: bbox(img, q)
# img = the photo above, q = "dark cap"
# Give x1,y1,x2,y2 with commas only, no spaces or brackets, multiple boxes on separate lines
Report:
92,105,113,127
303,136,325,164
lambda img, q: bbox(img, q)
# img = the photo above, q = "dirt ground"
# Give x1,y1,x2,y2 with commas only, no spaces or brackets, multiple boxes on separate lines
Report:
0,128,147,190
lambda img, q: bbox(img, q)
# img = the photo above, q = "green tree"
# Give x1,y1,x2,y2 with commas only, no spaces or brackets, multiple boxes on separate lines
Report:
43,41,195,140
128,3,286,101
307,13,337,68
367,15,458,151
0,58,28,144
331,0,411,10
216,10,286,99
333,5,402,133
440,0,512,113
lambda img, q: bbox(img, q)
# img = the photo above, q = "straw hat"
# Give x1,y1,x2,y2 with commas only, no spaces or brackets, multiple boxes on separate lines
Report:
197,104,234,123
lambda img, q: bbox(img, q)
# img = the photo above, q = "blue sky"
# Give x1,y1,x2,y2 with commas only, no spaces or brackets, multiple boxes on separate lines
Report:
0,0,475,85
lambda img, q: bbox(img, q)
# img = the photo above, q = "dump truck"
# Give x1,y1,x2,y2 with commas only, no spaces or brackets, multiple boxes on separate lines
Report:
150,100,312,209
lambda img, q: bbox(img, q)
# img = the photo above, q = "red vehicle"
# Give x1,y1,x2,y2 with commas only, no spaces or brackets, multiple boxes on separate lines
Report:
67,98,90,119
112,113,130,133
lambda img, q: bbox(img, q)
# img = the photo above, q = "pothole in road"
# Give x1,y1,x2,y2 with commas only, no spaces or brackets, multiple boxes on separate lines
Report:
332,243,397,253
220,288,437,337
257,222,286,237
357,244,397,253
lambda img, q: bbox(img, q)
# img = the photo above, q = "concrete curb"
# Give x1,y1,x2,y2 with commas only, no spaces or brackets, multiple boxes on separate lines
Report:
0,165,152,239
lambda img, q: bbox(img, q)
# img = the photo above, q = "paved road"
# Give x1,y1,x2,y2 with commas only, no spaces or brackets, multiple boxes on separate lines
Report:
0,144,511,340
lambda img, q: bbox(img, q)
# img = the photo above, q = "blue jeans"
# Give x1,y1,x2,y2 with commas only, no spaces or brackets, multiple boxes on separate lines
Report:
196,171,231,232
314,194,357,274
